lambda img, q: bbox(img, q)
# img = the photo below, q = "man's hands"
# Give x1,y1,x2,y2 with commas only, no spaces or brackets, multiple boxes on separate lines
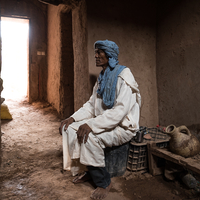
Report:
59,117,75,135
59,118,92,144
77,123,92,144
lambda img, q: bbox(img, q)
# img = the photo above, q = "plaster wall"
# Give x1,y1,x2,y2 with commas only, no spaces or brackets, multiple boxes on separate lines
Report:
87,0,158,126
47,1,89,117
0,8,1,166
72,1,90,111
0,0,47,102
157,0,200,127
60,11,74,118
47,5,61,113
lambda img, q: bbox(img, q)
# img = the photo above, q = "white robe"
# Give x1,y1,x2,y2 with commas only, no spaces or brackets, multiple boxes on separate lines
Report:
62,68,141,175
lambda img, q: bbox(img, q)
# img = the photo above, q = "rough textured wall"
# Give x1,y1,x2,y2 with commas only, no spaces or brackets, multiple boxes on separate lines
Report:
47,5,61,113
1,0,47,102
72,0,90,111
60,11,74,118
0,8,1,166
87,0,158,126
157,0,200,127
47,1,89,118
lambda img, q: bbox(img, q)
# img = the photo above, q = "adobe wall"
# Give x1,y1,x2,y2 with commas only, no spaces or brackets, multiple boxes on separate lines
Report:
72,0,90,111
86,0,158,126
47,5,62,113
0,8,1,166
157,0,200,127
1,0,47,102
47,1,89,117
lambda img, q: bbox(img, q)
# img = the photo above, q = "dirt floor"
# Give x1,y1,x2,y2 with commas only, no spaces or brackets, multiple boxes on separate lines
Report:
0,98,200,200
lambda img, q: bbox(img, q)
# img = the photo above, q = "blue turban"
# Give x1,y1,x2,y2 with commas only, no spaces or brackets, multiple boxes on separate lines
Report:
95,40,126,109
95,40,119,68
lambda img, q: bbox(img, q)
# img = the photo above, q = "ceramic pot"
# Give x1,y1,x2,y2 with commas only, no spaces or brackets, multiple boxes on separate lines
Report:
165,124,200,157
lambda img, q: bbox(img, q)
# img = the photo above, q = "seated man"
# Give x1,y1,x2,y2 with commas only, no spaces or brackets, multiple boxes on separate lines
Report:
59,40,141,200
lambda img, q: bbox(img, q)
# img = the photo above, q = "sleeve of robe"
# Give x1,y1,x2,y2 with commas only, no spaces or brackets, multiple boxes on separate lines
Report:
86,77,135,134
71,83,96,121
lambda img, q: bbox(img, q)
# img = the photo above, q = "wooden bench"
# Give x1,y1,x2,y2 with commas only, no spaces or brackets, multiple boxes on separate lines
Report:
147,141,200,176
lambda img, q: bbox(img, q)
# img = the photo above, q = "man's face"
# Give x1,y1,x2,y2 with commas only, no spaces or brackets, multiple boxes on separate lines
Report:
94,48,109,68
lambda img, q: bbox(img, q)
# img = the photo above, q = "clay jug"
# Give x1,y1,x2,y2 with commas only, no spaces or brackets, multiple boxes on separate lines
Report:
165,124,200,157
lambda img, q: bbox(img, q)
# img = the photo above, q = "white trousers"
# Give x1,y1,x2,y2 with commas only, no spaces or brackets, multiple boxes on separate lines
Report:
62,120,134,176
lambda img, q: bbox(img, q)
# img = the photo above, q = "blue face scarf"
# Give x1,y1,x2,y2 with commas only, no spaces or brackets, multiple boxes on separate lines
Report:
95,40,126,109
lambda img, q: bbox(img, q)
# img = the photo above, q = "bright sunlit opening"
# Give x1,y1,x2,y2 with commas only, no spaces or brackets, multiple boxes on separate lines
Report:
1,17,29,100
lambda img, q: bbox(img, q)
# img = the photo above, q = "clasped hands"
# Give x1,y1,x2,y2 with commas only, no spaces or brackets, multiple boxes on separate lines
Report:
59,117,92,144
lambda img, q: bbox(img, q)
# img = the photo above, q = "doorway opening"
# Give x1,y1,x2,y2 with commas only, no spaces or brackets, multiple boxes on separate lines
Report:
1,17,29,100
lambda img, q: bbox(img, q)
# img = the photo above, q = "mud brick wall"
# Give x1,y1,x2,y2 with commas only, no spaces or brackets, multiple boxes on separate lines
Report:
86,0,158,127
157,0,200,127
47,1,89,118
1,0,199,128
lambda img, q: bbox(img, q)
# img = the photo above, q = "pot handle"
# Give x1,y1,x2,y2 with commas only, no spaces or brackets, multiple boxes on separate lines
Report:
178,125,191,136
